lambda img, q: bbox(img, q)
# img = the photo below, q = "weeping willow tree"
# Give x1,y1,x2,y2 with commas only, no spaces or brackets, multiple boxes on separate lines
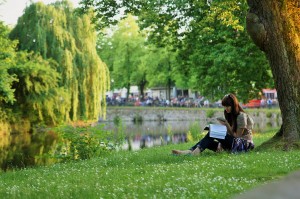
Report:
10,0,109,122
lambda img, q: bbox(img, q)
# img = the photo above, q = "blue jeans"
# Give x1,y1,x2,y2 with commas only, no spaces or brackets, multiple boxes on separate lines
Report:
189,132,234,152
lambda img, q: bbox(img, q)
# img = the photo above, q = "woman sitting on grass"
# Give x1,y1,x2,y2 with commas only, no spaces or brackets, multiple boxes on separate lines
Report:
172,93,254,155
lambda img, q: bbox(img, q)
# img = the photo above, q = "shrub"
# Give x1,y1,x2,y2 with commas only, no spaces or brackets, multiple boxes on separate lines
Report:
266,112,272,118
167,125,173,143
187,122,203,141
113,115,121,125
133,114,143,124
53,124,125,162
206,109,215,118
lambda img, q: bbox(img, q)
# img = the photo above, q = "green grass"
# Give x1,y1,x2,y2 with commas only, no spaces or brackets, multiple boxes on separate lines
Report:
1,130,300,199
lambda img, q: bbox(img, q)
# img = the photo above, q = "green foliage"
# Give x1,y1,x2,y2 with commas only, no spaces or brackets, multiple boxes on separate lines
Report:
0,22,18,105
53,124,118,161
206,109,216,118
0,21,64,125
266,112,272,118
145,46,178,94
8,52,64,124
187,122,204,142
98,15,179,100
98,15,147,99
133,114,143,124
84,0,274,102
113,115,121,125
167,124,173,142
78,0,123,30
9,1,109,122
177,0,273,102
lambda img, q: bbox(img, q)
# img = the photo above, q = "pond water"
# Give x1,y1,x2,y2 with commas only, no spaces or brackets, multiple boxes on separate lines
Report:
0,119,281,171
113,119,280,150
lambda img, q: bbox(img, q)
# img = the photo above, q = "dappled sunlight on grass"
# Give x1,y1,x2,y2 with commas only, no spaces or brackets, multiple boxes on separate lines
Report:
252,130,278,147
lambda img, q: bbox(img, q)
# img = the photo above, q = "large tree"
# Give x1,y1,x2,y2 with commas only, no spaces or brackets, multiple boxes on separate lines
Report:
0,21,63,125
246,0,300,146
145,46,177,100
0,21,19,130
81,0,300,146
122,0,274,102
9,52,63,124
0,21,18,105
10,0,109,122
80,0,273,102
98,15,146,100
174,0,272,101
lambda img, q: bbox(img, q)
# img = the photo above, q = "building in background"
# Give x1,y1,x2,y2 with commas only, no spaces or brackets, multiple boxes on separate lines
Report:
262,89,277,99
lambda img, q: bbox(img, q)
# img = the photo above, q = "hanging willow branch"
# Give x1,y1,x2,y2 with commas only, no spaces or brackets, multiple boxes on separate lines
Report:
9,0,109,124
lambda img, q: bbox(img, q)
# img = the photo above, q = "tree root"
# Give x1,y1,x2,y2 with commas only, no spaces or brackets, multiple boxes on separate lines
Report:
256,126,300,151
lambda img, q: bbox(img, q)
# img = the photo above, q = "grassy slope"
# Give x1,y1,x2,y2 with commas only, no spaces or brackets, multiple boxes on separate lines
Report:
1,130,300,199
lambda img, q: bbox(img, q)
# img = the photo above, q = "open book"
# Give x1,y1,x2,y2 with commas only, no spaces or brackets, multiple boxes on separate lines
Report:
209,124,227,139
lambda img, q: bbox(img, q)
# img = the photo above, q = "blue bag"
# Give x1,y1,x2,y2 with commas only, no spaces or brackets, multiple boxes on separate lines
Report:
231,138,249,153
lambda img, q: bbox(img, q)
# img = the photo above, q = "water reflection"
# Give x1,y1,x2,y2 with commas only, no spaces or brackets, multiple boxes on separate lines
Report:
102,120,205,151
123,132,188,151
0,130,57,171
101,118,282,150
0,118,281,170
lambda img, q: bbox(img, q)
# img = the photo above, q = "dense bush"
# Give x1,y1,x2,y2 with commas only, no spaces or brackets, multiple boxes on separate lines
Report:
53,124,125,161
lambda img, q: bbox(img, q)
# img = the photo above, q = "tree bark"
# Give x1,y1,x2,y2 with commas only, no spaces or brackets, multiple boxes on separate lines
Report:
246,0,300,143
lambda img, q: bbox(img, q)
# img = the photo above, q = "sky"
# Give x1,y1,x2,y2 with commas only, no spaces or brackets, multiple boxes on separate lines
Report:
0,0,80,26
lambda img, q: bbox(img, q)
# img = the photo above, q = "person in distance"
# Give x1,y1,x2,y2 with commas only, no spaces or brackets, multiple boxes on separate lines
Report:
172,93,254,155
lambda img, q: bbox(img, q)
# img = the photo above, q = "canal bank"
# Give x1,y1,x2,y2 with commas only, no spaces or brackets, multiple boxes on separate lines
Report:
105,107,281,124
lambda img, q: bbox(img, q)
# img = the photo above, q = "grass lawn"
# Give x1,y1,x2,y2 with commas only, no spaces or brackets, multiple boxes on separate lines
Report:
1,130,300,199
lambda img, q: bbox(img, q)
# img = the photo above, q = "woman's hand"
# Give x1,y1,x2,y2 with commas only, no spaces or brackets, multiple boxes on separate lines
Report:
235,128,245,138
218,120,227,125
218,120,230,129
218,120,233,135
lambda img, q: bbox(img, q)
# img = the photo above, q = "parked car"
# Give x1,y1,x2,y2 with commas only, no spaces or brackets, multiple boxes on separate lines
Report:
243,99,261,108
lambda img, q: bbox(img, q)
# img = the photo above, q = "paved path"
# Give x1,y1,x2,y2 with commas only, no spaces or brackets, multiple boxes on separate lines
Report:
234,170,300,199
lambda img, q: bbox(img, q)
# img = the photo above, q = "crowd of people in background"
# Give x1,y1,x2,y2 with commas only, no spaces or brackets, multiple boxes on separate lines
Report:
106,95,215,108
106,95,278,109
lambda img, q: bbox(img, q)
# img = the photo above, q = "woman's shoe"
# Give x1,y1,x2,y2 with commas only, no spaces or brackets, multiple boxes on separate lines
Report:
172,150,192,155
191,147,201,155
216,143,224,152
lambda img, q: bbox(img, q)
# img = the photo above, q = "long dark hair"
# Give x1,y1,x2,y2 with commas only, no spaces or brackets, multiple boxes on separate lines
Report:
221,93,244,132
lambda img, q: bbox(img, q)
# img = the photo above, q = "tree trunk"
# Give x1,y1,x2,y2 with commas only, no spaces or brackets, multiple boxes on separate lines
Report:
246,0,300,143
167,60,172,101
139,77,146,101
126,83,131,102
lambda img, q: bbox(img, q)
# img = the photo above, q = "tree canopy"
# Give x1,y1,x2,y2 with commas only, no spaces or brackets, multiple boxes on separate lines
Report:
97,15,179,100
91,0,300,146
82,0,273,102
102,15,145,99
0,21,63,125
0,21,18,105
9,0,109,122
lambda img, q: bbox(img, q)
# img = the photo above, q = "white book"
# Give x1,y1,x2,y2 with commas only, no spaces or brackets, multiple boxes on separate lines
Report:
209,124,227,139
